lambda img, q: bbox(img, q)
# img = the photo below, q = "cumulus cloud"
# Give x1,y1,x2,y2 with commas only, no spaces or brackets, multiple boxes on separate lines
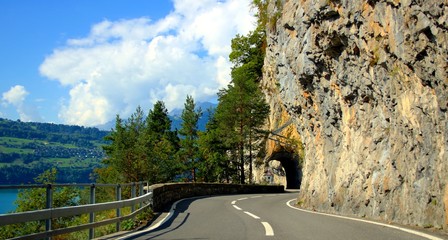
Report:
39,0,256,126
2,85,28,106
2,85,42,122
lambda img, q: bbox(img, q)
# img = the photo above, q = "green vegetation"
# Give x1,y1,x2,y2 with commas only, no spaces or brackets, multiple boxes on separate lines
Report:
178,95,202,182
253,0,282,32
97,102,180,184
97,0,269,185
0,168,153,239
0,169,84,239
199,19,269,184
1,3,272,238
0,118,108,184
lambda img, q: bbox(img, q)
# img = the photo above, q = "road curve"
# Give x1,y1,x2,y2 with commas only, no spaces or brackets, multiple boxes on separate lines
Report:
119,192,446,240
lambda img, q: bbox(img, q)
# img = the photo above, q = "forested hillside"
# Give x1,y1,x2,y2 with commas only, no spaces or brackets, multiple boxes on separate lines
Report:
0,118,108,184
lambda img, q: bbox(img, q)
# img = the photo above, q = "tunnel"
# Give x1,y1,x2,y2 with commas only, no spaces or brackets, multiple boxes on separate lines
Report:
268,151,302,189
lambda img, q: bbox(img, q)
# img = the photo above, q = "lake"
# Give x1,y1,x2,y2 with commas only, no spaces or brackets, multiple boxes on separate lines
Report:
0,188,18,214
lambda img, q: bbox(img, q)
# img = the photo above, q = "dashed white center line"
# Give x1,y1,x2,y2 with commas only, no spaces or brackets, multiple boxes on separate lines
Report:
244,211,260,219
231,196,275,237
261,222,274,236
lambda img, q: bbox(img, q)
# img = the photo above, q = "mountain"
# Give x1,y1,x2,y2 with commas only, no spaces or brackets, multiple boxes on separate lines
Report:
260,0,447,231
169,102,217,131
96,102,217,131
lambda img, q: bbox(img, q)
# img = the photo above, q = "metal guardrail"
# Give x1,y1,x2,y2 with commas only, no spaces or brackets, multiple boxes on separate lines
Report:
0,182,152,240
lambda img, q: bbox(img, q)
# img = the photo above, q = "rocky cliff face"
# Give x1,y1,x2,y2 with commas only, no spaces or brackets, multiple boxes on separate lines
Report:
262,0,447,230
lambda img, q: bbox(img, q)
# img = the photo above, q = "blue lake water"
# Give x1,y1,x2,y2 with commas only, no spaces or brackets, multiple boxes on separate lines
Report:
0,188,18,214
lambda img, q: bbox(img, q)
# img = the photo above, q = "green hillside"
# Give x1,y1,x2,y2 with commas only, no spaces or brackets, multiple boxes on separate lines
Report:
0,118,109,184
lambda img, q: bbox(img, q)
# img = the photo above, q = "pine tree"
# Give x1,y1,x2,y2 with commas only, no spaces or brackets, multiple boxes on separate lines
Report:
100,114,128,183
98,102,180,184
144,101,180,183
212,27,269,184
198,109,233,183
178,95,202,182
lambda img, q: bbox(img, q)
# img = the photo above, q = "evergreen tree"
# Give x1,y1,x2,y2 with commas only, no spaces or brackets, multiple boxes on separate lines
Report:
213,27,269,184
100,115,128,183
178,95,202,182
198,109,233,183
144,101,180,183
100,107,147,183
98,102,180,184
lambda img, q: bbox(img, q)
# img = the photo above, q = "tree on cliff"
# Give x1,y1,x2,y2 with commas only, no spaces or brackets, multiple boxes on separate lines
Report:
177,95,202,182
212,26,269,184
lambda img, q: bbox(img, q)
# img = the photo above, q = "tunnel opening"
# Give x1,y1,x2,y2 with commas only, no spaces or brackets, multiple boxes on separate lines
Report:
268,151,302,189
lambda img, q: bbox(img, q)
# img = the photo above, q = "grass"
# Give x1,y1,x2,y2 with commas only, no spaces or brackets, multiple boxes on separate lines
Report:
41,157,100,168
423,224,434,229
388,64,402,79
0,136,78,149
0,145,34,154
0,137,35,146
370,46,380,66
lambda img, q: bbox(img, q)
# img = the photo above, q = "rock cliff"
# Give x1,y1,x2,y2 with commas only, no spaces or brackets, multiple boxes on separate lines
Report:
261,0,447,230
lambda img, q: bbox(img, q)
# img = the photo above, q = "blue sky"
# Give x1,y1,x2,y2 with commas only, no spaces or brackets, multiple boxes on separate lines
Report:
0,0,255,126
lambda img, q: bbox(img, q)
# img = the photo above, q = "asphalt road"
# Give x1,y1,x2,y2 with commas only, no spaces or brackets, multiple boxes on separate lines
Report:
119,192,446,240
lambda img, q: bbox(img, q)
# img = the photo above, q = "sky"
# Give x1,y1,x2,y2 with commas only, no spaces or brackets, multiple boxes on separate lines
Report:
0,0,256,127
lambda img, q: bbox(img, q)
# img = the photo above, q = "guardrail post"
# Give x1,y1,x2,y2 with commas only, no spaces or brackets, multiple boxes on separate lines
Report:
46,184,53,240
139,182,144,208
131,182,136,213
89,184,95,239
116,184,121,232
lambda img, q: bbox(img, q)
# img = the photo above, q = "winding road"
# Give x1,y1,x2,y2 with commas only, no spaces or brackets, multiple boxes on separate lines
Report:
118,192,446,240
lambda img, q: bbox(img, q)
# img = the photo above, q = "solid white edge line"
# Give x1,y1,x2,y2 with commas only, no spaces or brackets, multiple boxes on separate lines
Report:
262,222,274,236
233,205,242,210
244,211,260,219
286,199,444,240
117,197,197,240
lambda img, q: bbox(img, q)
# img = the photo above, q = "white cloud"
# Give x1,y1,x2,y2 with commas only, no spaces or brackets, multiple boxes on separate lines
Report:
2,85,42,122
39,0,256,126
2,85,28,106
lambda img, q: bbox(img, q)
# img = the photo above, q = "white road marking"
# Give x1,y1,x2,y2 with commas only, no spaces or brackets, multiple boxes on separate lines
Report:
233,205,242,210
231,196,275,237
117,197,188,239
286,199,444,240
250,195,262,199
262,222,274,236
244,211,260,219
